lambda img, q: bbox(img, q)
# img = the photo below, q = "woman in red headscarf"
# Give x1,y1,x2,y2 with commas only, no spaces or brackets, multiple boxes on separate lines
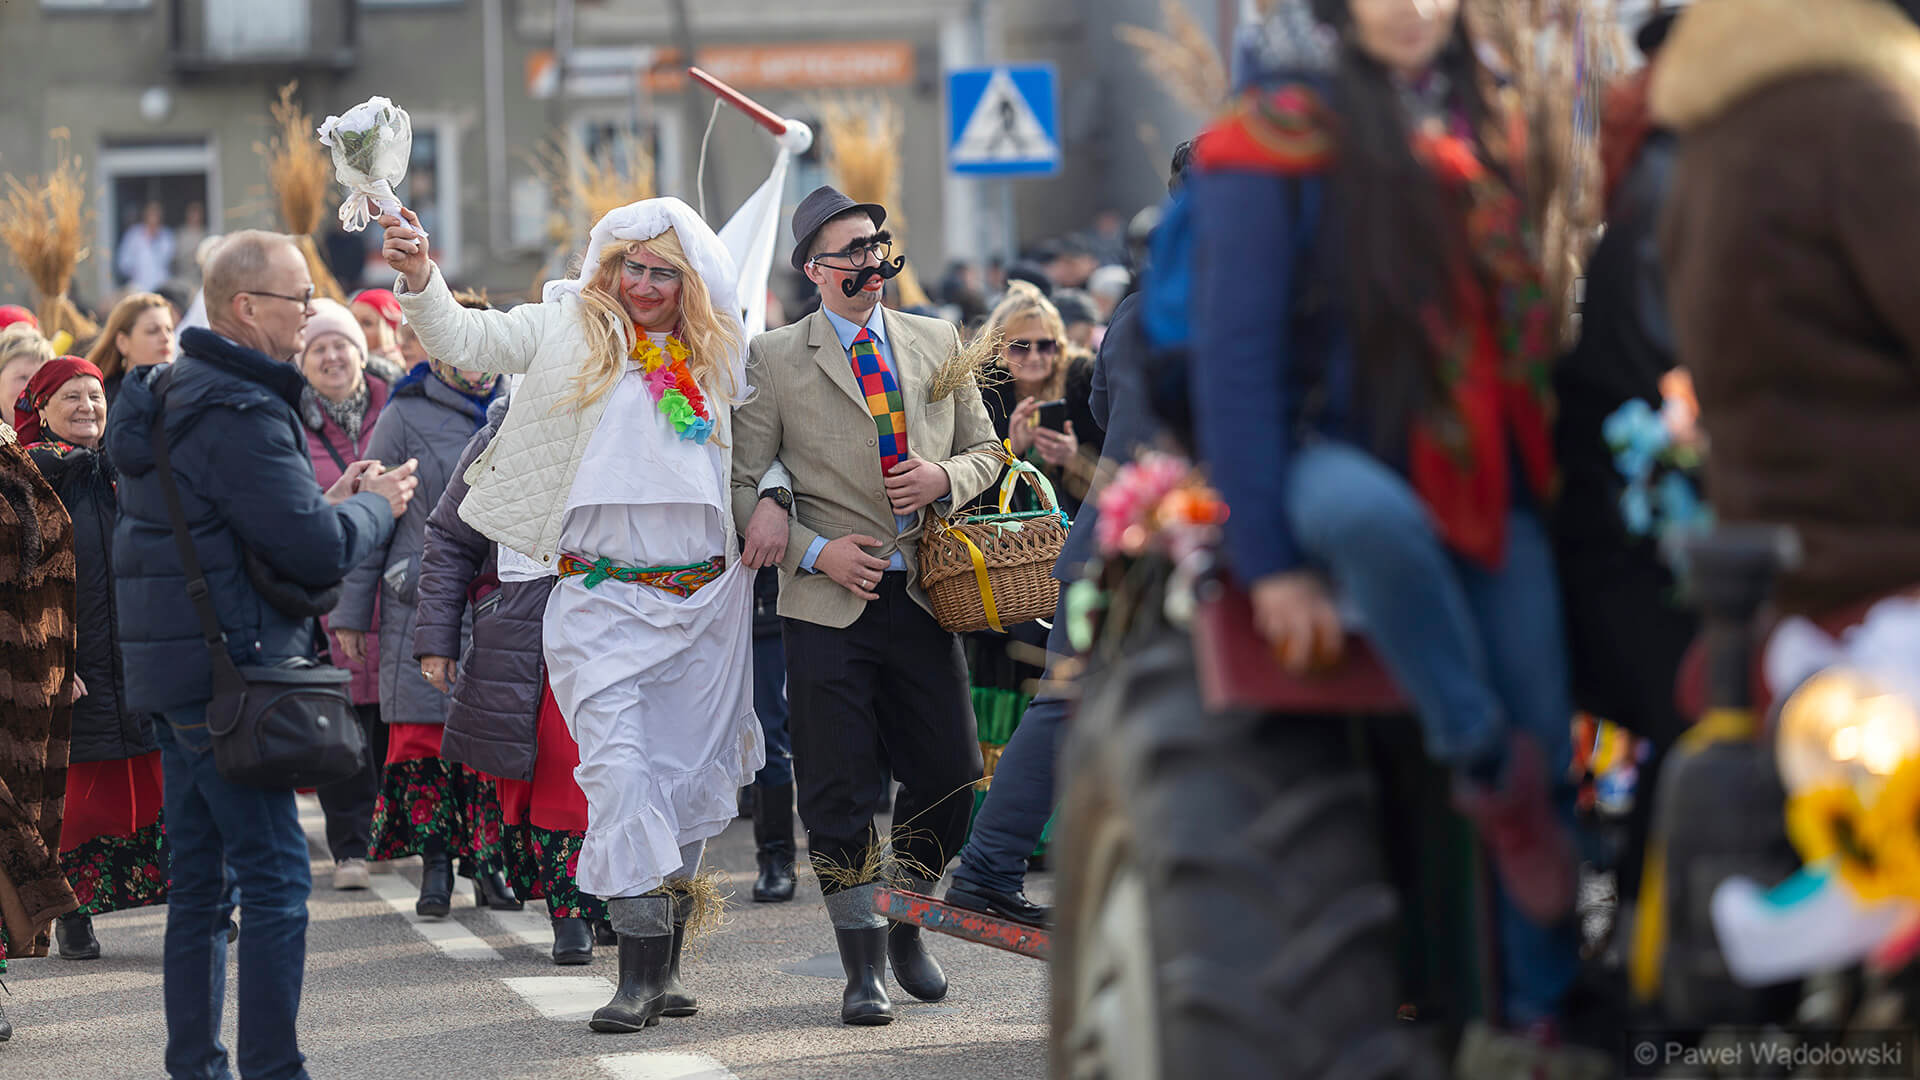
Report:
351,288,408,383
17,357,169,961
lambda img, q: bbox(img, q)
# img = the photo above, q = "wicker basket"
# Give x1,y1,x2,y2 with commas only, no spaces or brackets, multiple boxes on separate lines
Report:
920,460,1070,633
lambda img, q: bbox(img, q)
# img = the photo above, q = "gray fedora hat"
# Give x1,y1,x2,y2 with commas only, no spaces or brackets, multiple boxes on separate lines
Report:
790,185,887,272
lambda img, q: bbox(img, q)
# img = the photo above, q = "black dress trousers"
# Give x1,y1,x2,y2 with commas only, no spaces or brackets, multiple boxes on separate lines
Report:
782,572,983,890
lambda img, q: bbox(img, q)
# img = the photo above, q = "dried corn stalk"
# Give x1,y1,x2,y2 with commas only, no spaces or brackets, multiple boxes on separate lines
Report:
813,96,933,310
0,128,99,342
1117,0,1230,119
254,82,345,303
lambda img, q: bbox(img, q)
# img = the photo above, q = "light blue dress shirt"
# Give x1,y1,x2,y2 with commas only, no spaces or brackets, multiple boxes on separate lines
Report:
802,305,912,575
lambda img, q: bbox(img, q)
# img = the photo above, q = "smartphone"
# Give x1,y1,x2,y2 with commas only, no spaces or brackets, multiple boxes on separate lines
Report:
1035,398,1070,432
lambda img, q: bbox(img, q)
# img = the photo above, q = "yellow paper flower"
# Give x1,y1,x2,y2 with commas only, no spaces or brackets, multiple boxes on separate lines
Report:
631,337,666,374
665,337,689,362
1787,783,1902,901
1872,758,1920,899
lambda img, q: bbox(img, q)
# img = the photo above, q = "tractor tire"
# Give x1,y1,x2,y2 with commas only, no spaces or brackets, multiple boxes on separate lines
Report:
1051,629,1446,1080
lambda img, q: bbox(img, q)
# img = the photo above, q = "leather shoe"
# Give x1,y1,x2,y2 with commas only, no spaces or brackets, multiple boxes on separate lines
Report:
0,1000,10,1042
472,869,523,911
416,851,454,918
594,918,619,946
945,883,1051,928
887,922,948,1002
56,912,100,960
551,917,594,965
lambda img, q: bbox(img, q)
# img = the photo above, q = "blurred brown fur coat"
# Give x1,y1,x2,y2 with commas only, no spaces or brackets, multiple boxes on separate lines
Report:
0,421,78,958
1655,0,1920,614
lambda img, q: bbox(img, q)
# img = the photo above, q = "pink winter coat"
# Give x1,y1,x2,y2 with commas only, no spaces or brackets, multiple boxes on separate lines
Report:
303,374,391,706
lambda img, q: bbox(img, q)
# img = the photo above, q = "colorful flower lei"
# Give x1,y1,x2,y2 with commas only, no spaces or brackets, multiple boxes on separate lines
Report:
631,333,714,444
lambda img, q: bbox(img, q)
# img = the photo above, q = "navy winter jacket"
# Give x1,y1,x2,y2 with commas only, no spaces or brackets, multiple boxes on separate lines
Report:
105,328,396,712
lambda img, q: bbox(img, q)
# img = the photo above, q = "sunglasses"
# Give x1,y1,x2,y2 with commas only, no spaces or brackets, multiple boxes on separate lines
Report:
1006,338,1060,357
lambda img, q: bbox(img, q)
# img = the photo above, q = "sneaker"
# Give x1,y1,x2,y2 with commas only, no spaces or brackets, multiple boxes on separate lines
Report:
333,857,372,891
1452,734,1576,924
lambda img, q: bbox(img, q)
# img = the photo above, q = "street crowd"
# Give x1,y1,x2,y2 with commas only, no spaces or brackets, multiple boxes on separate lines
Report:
8,0,1920,1077
0,129,1142,1071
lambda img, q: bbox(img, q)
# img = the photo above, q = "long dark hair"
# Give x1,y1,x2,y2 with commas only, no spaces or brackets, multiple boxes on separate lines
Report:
1311,0,1489,451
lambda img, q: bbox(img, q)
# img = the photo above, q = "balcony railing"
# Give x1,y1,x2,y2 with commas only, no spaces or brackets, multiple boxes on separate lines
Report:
169,0,358,73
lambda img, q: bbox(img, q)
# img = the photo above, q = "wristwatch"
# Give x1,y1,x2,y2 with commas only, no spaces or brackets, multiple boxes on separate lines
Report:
759,485,794,511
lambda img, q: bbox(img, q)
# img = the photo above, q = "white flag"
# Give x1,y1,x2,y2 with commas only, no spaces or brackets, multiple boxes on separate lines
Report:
717,147,792,339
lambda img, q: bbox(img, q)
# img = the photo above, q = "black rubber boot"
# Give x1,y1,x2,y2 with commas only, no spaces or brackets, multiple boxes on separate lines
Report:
835,926,894,1026
416,847,454,918
589,934,673,1033
887,921,949,1002
660,919,698,1017
752,782,797,903
472,867,523,911
551,917,593,966
0,999,10,1041
57,912,100,960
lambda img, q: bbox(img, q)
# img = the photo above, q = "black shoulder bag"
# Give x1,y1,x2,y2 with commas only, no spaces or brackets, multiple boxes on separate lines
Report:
148,369,367,789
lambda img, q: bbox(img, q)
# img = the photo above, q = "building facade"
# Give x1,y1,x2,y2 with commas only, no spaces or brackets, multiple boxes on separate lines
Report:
0,0,1223,311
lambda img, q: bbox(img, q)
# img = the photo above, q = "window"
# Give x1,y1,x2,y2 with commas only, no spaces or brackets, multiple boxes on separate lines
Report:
95,140,220,301
203,0,309,56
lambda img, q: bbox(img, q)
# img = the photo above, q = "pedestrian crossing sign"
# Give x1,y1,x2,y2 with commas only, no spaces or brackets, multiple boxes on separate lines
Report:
946,65,1061,177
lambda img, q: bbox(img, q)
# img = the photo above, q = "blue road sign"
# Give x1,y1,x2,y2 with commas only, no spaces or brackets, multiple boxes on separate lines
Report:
946,65,1061,178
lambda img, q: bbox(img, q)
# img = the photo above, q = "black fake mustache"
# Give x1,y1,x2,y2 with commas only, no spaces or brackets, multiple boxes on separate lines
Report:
842,255,907,298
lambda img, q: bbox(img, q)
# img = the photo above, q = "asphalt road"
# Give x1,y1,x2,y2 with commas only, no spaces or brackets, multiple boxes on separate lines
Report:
2,796,1051,1080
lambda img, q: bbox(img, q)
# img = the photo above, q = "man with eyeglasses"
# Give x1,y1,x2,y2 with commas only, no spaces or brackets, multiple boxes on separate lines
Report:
731,187,1003,1026
105,230,418,1080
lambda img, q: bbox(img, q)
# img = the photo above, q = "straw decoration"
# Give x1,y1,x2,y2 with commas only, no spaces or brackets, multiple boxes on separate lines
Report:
813,96,933,309
526,133,656,295
1117,0,1230,119
0,129,99,343
1468,0,1632,343
254,81,345,303
927,325,1009,404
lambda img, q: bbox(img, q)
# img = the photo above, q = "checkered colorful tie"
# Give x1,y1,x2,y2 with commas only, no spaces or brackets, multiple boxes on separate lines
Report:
849,327,908,475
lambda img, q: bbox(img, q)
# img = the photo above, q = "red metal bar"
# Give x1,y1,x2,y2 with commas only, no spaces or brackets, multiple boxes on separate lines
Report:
873,888,1050,961
688,67,790,137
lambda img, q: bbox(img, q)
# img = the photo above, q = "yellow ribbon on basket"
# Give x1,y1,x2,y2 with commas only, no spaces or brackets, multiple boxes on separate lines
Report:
928,441,1066,634
952,523,1004,632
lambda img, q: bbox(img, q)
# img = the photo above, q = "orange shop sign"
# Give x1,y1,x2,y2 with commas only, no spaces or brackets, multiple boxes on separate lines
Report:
526,42,915,98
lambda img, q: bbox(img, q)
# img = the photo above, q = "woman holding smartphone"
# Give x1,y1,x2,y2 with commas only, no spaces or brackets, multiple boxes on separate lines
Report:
963,283,1105,814
976,283,1102,517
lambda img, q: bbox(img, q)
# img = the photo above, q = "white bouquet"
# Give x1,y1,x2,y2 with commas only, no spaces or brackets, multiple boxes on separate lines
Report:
316,96,425,235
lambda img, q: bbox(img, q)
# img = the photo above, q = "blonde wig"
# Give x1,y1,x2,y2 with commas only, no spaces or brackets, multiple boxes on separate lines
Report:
86,292,171,381
984,281,1070,403
559,227,743,416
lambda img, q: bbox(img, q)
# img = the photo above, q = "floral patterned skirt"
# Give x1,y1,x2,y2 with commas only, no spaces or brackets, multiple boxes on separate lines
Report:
59,753,170,916
370,724,487,864
464,685,603,919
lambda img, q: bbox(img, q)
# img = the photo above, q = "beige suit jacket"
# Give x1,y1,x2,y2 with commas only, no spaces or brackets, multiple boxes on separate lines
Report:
731,307,1004,629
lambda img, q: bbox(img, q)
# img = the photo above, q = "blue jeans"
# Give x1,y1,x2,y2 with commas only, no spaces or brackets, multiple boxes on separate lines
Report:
156,706,312,1080
952,589,1073,897
1286,441,1579,1025
752,632,794,788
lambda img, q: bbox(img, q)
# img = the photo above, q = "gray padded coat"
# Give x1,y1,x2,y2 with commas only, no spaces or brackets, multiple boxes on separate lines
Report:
413,396,549,781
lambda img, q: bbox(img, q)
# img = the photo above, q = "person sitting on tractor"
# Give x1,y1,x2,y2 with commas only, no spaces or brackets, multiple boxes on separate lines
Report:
1182,0,1580,1034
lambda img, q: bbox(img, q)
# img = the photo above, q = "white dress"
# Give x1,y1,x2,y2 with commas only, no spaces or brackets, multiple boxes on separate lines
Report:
542,338,765,898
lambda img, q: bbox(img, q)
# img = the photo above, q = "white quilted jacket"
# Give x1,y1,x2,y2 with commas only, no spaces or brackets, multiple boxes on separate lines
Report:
394,265,744,570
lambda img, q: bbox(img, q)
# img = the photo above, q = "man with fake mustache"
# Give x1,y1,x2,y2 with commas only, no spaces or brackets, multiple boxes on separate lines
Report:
730,187,1003,1026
